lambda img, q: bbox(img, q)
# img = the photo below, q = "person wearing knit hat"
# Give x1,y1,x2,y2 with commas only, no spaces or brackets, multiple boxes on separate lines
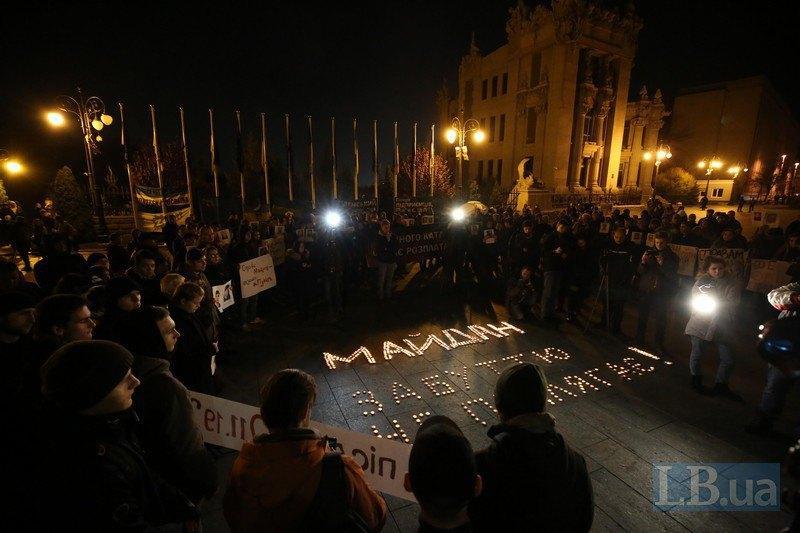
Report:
0,291,37,345
33,340,200,530
469,363,594,531
93,277,141,344
406,415,482,532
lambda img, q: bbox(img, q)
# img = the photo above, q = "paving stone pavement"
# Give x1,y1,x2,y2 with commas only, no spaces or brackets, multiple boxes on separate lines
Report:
198,277,800,532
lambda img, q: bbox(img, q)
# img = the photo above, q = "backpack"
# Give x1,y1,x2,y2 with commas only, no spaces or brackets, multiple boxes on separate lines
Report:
299,452,372,532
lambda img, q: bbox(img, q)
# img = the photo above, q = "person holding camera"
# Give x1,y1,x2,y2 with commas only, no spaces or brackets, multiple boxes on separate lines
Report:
506,266,536,320
634,231,678,354
684,256,742,399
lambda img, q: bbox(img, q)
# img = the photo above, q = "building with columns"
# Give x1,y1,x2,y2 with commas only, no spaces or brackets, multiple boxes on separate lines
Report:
439,0,668,209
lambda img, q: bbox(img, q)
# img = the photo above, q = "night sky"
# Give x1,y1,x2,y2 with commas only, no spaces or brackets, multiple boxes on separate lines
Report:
1,0,797,206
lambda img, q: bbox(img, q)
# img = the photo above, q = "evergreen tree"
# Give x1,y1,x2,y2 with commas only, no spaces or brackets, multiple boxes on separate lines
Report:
50,166,94,240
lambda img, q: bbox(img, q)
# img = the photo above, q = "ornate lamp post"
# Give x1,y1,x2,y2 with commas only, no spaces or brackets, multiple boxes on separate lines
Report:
46,88,114,235
697,156,723,198
642,144,672,199
446,116,485,200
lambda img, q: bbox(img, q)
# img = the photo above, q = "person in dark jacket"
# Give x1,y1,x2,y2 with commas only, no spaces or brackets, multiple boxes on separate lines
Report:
94,276,142,344
507,219,538,275
406,415,482,533
634,231,679,354
374,220,399,300
180,247,220,342
540,221,574,321
320,228,346,319
106,232,130,274
599,227,637,336
505,265,536,320
33,234,87,294
227,228,259,330
469,363,593,532
711,227,748,249
126,249,162,306
125,305,218,504
170,282,215,394
565,234,597,322
35,340,199,531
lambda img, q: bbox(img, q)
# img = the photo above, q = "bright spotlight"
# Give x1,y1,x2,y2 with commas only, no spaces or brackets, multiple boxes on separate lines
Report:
450,207,466,222
324,210,342,228
691,294,717,315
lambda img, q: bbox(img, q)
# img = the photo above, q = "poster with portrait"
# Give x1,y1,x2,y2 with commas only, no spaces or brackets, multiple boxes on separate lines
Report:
630,231,643,245
483,229,497,244
212,280,235,313
217,229,232,246
599,222,611,234
645,233,655,249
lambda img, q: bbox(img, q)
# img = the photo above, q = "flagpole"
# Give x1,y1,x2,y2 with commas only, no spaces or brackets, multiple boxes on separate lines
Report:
149,104,167,216
393,121,399,199
353,118,359,201
209,108,220,222
118,102,140,229
372,119,378,199
430,124,435,197
307,115,316,209
412,122,418,198
260,113,271,209
331,117,337,200
178,106,194,218
284,114,294,202
235,110,246,215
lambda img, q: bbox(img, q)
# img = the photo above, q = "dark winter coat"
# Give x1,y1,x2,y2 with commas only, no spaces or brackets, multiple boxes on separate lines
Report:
169,304,215,394
540,231,574,272
131,354,218,503
469,413,593,532
32,407,198,531
375,232,399,264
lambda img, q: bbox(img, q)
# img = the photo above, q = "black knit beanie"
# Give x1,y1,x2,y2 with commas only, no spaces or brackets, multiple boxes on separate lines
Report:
0,291,37,316
106,277,141,301
494,362,548,419
41,340,134,411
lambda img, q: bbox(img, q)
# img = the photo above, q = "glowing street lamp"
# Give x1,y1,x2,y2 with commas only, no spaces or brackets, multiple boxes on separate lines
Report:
446,116,484,200
45,88,114,234
643,144,672,198
697,156,723,197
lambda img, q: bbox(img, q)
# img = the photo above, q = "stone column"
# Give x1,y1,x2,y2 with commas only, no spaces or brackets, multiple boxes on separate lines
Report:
566,56,596,191
589,68,614,193
603,57,633,191
625,117,646,189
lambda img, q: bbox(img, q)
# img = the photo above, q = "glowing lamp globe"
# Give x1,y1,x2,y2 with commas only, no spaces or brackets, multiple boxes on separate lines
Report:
473,129,486,143
46,111,66,127
100,114,114,126
691,294,717,315
4,160,23,175
446,128,457,144
91,119,104,131
450,207,466,222
325,211,342,228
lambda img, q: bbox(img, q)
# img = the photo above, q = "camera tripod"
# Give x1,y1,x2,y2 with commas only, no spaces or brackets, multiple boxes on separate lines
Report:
584,271,611,333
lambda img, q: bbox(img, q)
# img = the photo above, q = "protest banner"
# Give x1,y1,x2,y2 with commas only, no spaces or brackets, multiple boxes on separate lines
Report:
239,254,276,297
299,228,316,243
134,185,191,230
394,198,434,215
421,215,435,225
696,248,749,280
395,224,448,263
211,280,235,313
669,244,699,277
341,198,378,216
187,391,414,501
746,259,793,294
262,235,286,265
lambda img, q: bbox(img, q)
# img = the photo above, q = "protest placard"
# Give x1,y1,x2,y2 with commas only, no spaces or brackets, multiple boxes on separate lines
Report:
599,222,610,234
746,259,793,294
630,231,643,245
696,248,749,280
211,280,235,313
483,229,497,244
645,233,655,248
274,225,285,235
669,244,699,277
421,215,435,225
395,224,448,262
187,391,414,501
263,235,286,265
217,229,232,246
239,254,276,297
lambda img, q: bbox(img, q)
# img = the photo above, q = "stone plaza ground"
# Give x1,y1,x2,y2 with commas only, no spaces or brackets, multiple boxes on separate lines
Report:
201,272,799,532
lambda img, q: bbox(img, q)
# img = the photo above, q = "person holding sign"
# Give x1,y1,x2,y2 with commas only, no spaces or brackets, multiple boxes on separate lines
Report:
224,369,387,531
684,256,742,400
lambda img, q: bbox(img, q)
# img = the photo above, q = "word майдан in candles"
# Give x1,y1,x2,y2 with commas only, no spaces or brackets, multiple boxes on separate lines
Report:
323,321,525,369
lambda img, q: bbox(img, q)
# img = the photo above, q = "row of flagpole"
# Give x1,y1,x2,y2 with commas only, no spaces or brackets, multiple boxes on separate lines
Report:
118,104,440,224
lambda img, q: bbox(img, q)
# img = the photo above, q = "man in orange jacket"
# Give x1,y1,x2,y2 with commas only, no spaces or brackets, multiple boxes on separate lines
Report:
223,369,387,532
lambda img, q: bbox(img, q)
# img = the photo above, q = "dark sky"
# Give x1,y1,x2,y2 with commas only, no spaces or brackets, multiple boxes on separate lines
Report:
1,0,797,203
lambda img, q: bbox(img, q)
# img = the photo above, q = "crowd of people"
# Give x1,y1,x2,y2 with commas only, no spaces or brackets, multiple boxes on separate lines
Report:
3,193,800,530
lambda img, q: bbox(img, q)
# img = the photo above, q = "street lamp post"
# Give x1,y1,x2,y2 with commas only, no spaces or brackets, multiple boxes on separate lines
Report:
446,116,485,200
697,156,723,198
47,88,114,236
643,144,672,199
0,149,25,195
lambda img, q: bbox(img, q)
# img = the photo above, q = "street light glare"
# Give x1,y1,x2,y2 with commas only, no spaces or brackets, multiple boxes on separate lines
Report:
450,207,466,222
473,129,486,143
697,161,707,169
324,210,342,228
100,114,114,126
642,151,653,161
91,119,104,131
728,166,741,174
656,149,667,160
4,160,23,175
46,111,66,127
446,128,457,144
711,159,723,169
